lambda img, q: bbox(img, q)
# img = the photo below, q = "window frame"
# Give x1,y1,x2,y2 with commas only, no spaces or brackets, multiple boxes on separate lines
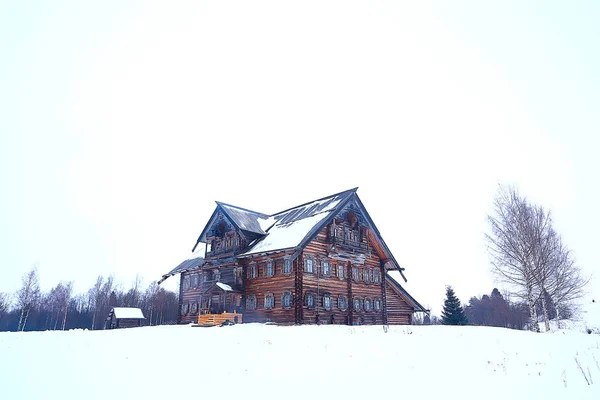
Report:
264,293,275,309
266,261,274,277
283,259,292,275
364,298,372,312
323,294,332,310
305,292,315,308
321,260,331,277
304,258,315,274
338,264,345,280
182,303,189,315
352,266,360,281
282,291,292,308
338,295,347,311
248,264,257,279
183,276,190,290
246,294,257,310
374,298,382,311
353,297,361,312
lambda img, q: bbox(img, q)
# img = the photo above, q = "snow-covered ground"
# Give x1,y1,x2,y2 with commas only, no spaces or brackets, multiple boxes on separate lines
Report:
1,324,599,400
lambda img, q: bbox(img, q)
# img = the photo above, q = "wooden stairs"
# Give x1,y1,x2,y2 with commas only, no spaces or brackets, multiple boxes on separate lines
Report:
196,311,243,327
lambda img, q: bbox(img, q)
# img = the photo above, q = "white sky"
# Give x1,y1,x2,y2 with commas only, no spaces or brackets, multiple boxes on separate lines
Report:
1,1,599,315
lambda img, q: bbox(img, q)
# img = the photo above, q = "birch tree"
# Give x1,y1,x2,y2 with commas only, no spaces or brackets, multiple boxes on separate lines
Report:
16,267,41,331
0,292,10,320
486,186,542,332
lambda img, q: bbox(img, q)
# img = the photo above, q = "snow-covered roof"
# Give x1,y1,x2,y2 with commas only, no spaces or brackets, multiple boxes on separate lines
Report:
111,307,145,319
218,203,270,235
216,282,233,292
239,190,353,256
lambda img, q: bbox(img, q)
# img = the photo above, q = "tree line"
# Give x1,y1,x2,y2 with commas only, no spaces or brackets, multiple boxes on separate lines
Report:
0,268,179,332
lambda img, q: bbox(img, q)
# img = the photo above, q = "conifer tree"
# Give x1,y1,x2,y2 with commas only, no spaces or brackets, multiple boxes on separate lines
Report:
441,286,468,325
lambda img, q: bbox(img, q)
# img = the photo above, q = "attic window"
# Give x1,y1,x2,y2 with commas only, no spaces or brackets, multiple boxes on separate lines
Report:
347,212,358,229
217,221,226,238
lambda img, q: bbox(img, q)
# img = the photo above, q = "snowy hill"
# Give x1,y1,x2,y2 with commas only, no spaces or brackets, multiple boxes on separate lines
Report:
1,324,599,400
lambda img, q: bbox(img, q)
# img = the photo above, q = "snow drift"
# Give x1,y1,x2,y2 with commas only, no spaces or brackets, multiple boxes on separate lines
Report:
1,324,599,400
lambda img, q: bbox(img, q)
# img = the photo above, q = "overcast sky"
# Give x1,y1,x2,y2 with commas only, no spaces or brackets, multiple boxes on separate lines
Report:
1,1,599,314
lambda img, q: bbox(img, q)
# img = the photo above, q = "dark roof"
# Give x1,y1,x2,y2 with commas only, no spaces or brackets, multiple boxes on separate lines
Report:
158,255,204,284
217,202,269,235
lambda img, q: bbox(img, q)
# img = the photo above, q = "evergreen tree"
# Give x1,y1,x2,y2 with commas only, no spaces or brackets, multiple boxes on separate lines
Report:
441,286,468,325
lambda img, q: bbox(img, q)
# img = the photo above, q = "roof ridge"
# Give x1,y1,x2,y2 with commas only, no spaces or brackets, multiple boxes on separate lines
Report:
270,187,358,217
215,201,269,218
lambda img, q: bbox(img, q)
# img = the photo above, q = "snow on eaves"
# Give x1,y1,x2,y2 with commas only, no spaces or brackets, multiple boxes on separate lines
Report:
216,282,234,292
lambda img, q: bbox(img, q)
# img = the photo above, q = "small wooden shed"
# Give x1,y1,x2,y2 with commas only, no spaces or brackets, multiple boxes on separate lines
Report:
105,307,145,329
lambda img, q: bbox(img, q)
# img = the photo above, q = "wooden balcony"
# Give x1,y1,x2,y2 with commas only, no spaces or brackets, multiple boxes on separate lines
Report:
329,226,369,252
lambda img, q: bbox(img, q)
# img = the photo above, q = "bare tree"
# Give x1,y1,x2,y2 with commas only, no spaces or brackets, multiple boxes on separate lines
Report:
486,185,588,332
0,292,10,320
486,186,541,332
16,267,41,331
88,275,104,330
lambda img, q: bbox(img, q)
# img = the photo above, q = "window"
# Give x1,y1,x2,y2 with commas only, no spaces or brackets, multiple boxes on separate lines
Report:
181,303,189,314
338,264,345,279
321,261,331,277
374,299,382,311
304,258,314,273
203,273,208,283
265,293,274,309
183,276,190,290
266,261,274,277
364,269,371,283
249,264,257,279
246,295,256,310
353,297,361,312
191,302,198,314
364,298,372,312
352,266,360,281
282,291,292,308
284,259,291,274
305,293,315,308
373,269,381,284
323,295,332,310
338,295,347,310
192,274,199,288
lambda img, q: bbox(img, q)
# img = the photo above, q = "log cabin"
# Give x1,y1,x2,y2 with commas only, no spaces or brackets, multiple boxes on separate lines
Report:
159,188,426,325
105,307,146,329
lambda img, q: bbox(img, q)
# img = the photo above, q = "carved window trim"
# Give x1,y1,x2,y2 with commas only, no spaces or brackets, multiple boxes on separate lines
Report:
353,297,362,312
181,303,189,315
183,276,190,290
304,257,315,274
373,269,381,284
266,260,274,277
323,294,332,310
192,274,199,288
374,298,382,311
191,302,198,314
364,298,372,312
282,291,292,308
352,266,360,281
246,295,257,310
337,264,345,280
305,292,315,309
338,295,348,311
283,258,292,275
321,259,331,277
248,263,257,279
264,292,274,309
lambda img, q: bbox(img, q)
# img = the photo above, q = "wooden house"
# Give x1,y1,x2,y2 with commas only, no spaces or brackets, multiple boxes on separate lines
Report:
160,188,426,325
105,307,146,329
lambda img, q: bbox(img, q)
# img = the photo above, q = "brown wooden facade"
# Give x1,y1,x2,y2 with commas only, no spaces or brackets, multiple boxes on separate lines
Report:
170,189,426,325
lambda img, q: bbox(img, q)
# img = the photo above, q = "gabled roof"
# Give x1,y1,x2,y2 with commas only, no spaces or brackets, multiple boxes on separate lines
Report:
217,203,270,235
238,188,357,257
386,271,428,313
